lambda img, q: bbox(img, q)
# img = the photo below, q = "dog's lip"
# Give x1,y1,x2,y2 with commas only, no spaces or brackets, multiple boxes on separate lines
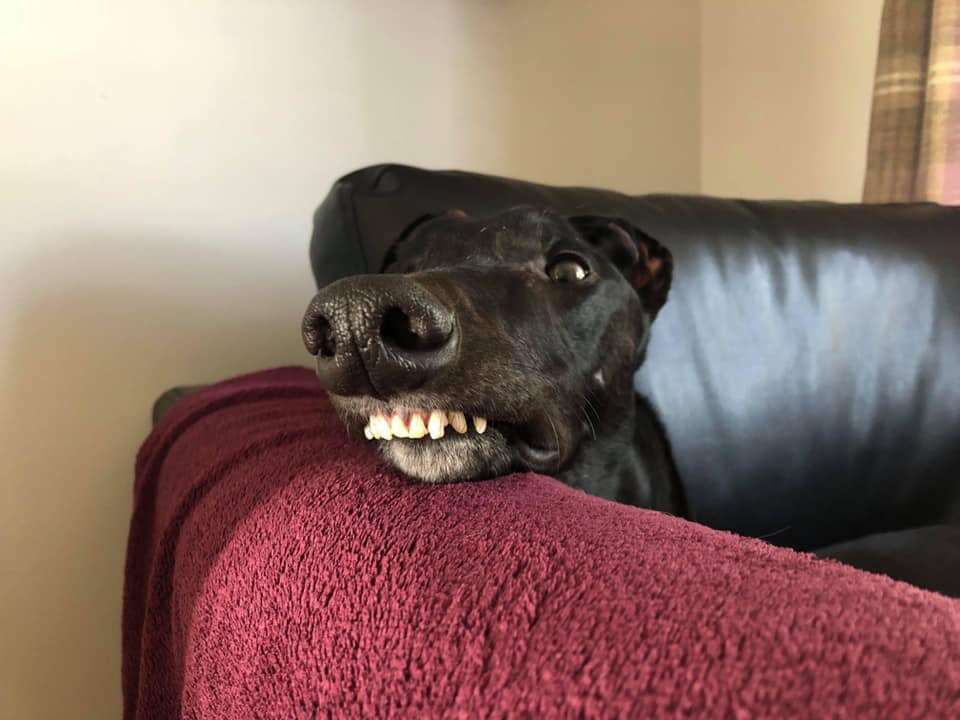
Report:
512,416,563,473
514,439,561,473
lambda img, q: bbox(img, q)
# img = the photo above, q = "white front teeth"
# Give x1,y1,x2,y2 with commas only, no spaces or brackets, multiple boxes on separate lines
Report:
408,414,427,439
363,409,488,441
428,410,446,439
390,414,409,438
372,415,392,440
449,411,468,434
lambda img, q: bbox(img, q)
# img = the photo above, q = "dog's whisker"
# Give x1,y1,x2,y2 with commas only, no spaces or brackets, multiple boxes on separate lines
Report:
534,210,545,245
580,407,597,441
758,525,792,540
580,391,602,431
585,400,601,437
546,413,562,474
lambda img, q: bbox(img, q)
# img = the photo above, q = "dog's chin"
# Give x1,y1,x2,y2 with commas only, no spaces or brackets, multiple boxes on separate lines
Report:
380,428,513,483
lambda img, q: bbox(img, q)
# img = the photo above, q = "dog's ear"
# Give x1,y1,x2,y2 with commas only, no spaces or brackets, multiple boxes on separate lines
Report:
569,215,673,315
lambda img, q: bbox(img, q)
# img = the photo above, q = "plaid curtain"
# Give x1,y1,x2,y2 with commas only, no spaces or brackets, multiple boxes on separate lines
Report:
863,0,960,204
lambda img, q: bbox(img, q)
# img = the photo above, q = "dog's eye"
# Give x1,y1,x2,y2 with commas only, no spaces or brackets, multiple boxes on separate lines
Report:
547,255,590,282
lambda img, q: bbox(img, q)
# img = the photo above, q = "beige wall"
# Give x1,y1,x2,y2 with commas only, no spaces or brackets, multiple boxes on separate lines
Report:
701,0,884,201
0,1,700,717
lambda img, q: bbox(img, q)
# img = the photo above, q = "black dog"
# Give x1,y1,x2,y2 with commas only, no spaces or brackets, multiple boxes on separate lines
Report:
302,207,687,516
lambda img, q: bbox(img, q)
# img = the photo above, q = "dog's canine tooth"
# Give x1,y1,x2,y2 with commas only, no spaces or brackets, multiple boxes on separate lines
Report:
473,416,487,434
428,410,446,439
390,414,409,438
363,425,374,440
449,411,468,434
408,414,427,439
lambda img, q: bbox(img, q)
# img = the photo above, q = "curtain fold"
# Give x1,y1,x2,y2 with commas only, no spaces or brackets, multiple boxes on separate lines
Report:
864,0,960,204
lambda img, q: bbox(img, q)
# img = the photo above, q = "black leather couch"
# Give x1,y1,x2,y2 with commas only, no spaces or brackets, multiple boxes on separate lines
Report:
310,164,960,594
157,164,960,595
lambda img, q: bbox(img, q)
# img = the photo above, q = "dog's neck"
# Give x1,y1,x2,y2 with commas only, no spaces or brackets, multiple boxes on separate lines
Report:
558,392,687,517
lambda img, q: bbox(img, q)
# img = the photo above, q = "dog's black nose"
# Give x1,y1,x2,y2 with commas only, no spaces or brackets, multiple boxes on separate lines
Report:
302,275,457,396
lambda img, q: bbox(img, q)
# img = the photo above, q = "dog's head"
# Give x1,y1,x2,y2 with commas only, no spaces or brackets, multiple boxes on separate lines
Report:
302,207,672,482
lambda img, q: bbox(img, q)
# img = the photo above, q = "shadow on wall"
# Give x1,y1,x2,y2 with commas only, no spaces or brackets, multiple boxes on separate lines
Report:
1,236,312,718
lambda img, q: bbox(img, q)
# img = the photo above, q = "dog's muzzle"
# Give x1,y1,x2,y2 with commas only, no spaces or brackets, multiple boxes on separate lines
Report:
302,275,458,397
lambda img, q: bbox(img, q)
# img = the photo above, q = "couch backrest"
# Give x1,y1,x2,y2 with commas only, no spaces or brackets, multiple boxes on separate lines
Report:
310,164,960,550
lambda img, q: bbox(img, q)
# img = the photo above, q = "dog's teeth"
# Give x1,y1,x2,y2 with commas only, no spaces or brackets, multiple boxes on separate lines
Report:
367,410,483,439
390,414,409,438
449,411,468,434
408,414,427,439
374,415,393,440
428,410,447,439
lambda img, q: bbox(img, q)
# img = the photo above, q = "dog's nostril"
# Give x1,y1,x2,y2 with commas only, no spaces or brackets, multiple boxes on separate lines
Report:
315,316,337,358
380,305,452,352
380,307,427,351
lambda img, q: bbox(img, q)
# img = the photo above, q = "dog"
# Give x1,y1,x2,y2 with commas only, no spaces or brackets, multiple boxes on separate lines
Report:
302,207,687,517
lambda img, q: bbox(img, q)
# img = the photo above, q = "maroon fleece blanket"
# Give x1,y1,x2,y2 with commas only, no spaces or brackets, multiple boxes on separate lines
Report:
124,367,960,718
